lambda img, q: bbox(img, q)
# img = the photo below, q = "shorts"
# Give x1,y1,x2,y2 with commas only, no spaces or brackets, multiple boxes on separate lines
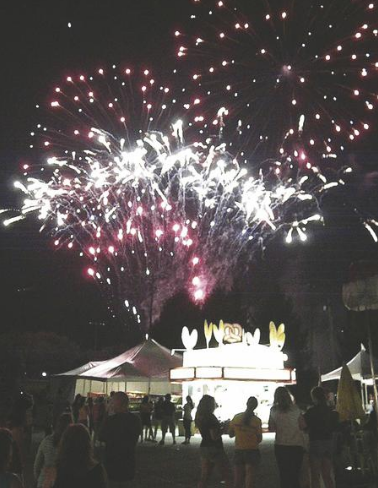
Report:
309,440,334,459
141,415,151,427
161,417,175,434
234,449,261,466
200,446,227,463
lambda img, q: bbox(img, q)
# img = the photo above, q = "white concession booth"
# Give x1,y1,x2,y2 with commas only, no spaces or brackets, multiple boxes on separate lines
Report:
170,321,296,424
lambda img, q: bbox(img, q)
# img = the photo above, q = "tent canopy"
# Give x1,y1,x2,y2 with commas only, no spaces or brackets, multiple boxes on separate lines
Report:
58,339,182,382
321,345,378,383
58,361,105,376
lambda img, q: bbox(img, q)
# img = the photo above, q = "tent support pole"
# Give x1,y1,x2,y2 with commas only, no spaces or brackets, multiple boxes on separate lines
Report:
360,382,365,410
364,382,368,410
366,311,378,430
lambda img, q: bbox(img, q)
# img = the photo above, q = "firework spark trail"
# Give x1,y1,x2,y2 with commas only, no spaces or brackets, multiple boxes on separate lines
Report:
175,0,377,162
3,66,352,329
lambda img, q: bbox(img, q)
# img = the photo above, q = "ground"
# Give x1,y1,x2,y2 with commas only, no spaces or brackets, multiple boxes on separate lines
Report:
27,432,279,487
131,434,279,487
26,430,376,487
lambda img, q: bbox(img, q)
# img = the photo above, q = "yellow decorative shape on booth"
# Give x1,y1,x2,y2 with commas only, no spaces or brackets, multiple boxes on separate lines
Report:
269,321,286,350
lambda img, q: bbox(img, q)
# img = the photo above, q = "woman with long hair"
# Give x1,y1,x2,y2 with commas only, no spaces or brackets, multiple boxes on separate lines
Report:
229,397,262,488
0,428,23,488
182,396,195,445
300,387,338,488
53,424,107,488
269,387,304,488
195,395,231,488
34,413,72,488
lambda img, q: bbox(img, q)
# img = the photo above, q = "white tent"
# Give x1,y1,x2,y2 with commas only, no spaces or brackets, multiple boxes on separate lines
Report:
321,345,378,410
58,361,105,376
58,339,182,396
321,345,378,384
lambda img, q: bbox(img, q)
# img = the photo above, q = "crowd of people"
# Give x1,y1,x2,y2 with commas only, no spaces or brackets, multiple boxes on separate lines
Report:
0,385,372,488
192,386,340,488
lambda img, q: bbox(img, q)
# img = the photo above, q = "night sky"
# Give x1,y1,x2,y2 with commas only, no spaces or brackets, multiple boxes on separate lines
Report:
0,0,192,348
0,0,378,377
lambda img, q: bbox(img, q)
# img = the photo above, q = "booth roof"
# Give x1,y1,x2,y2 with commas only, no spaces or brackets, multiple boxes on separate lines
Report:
58,339,182,381
321,345,378,383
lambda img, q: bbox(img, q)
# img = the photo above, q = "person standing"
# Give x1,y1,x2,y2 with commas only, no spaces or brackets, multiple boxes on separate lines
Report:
229,397,262,488
53,424,107,488
195,395,231,488
182,396,195,445
139,396,154,442
0,428,24,488
152,397,164,440
86,397,94,435
300,387,338,488
7,404,27,481
92,397,106,444
269,387,304,488
71,395,82,424
77,397,88,427
107,392,116,417
159,394,176,445
99,391,141,487
34,413,72,488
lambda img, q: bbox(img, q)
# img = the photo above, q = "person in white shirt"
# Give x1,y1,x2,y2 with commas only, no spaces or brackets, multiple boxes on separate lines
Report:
182,396,194,445
268,387,304,488
34,413,72,488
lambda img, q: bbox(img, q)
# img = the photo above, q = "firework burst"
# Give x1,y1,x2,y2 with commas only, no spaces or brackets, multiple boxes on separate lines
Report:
3,66,350,329
175,0,377,161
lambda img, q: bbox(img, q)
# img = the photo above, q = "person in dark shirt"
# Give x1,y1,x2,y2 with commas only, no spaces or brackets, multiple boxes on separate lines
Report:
159,394,176,445
0,428,24,488
99,391,141,487
195,395,231,488
93,397,106,445
139,396,154,442
152,397,164,440
300,387,338,488
71,394,82,424
53,423,107,488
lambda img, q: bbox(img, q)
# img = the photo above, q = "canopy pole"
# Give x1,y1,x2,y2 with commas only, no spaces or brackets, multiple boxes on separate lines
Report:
360,382,364,410
366,311,378,430
364,382,368,410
